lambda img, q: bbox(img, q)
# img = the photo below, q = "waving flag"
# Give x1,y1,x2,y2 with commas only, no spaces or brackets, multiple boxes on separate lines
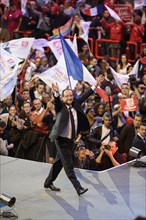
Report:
105,4,121,21
47,38,73,60
0,48,22,69
49,17,73,40
38,34,96,92
60,33,83,81
110,60,139,88
82,4,103,16
134,0,146,9
0,64,18,101
2,38,34,60
80,21,91,43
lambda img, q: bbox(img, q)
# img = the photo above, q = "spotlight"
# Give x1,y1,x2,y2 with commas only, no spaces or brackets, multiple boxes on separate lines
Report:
0,193,16,207
129,147,146,167
129,147,143,159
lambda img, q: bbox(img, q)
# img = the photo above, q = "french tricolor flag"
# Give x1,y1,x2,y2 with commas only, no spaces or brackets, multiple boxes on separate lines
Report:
82,4,103,17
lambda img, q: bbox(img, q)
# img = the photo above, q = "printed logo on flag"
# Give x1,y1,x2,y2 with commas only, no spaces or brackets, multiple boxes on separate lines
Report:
22,41,29,48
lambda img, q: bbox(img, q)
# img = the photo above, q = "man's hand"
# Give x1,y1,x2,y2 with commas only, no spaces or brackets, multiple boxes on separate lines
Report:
52,83,59,93
96,75,105,87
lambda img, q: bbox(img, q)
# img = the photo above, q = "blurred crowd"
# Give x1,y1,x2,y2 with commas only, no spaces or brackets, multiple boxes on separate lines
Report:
0,0,146,171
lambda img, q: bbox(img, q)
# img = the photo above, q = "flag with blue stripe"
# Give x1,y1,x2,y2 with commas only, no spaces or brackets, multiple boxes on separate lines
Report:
60,33,83,81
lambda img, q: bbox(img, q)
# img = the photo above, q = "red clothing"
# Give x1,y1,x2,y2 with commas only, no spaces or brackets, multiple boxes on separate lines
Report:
102,21,125,41
5,8,22,32
31,109,48,134
130,23,144,43
45,1,59,14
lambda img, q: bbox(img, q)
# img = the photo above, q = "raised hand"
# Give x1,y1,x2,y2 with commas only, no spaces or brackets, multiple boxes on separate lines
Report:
52,83,59,93
96,75,105,87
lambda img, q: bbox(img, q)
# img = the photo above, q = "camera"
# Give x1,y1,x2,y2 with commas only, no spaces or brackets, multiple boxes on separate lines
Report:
128,74,136,85
104,145,111,150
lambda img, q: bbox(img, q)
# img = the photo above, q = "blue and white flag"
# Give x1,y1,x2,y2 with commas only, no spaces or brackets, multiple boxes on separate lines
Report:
60,33,83,81
39,34,96,92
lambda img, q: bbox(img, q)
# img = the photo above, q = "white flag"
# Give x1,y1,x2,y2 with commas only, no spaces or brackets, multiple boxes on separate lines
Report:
105,4,121,21
110,67,129,88
0,64,18,101
38,61,78,93
47,39,73,60
80,21,91,43
134,0,146,9
0,47,22,69
72,34,78,56
2,38,34,60
38,54,96,93
110,59,139,88
32,38,50,52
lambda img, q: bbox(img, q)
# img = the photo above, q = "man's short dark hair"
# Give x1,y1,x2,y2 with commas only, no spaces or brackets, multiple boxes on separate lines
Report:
62,89,73,97
103,112,111,119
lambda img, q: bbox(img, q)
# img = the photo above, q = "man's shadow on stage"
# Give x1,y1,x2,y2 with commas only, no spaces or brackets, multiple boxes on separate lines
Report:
75,169,118,205
45,190,93,220
75,166,136,215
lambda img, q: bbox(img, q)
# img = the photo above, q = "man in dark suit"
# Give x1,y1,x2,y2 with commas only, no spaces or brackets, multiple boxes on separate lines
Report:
118,114,142,160
132,123,146,156
85,112,117,151
44,76,103,196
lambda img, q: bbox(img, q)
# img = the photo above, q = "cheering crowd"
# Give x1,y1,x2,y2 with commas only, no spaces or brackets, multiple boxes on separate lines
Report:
0,0,146,172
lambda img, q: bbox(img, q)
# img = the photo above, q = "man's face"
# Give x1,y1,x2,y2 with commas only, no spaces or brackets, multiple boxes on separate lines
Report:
33,100,42,111
62,90,73,106
22,91,30,100
134,116,142,128
104,10,110,18
23,103,31,114
103,116,111,128
137,84,145,94
138,125,146,137
121,84,129,95
90,58,97,66
37,85,45,95
109,141,118,155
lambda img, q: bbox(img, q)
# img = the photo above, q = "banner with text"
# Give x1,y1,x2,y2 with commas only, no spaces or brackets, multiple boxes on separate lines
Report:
114,4,133,22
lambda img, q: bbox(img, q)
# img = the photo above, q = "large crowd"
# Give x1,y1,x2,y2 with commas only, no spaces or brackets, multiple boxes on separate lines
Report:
0,0,146,171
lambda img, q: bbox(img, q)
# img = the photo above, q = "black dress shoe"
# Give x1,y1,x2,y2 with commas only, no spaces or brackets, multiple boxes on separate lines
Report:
77,188,88,196
44,183,61,191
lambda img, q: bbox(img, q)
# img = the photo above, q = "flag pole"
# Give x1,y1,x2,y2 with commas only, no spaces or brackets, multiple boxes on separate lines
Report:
59,28,72,89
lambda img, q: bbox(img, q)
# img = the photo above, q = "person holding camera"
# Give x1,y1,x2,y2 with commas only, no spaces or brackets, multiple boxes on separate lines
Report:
95,141,125,171
74,145,97,170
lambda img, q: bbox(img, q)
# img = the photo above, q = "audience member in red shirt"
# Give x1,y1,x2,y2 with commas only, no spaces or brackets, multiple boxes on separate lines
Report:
101,18,126,58
3,2,22,39
45,0,59,14
129,15,144,47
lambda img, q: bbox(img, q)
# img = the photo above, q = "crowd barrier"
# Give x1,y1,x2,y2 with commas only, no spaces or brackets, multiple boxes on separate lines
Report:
95,39,145,63
95,39,120,61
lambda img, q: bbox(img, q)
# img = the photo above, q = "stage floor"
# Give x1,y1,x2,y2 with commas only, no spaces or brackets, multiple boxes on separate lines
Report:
0,156,146,220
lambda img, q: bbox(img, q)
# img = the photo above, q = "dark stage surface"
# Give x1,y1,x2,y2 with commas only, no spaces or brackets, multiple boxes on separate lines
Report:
0,156,146,220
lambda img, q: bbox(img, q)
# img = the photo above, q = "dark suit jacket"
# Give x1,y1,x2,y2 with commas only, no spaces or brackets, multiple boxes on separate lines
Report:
118,123,136,154
85,125,115,150
49,88,94,142
132,135,146,156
